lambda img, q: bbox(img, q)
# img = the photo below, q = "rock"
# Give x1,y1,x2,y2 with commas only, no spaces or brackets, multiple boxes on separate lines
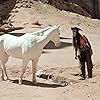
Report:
32,21,43,26
36,69,52,80
0,17,3,26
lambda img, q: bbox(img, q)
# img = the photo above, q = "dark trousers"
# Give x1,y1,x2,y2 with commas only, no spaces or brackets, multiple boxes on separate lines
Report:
79,50,93,78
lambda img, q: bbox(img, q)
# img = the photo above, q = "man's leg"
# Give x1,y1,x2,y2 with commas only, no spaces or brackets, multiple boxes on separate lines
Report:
79,52,86,80
86,53,93,78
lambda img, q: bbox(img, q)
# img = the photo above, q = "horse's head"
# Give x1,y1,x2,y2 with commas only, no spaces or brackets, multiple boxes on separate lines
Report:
71,27,82,38
51,25,61,47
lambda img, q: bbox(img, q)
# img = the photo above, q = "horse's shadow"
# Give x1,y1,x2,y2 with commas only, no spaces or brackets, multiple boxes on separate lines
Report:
44,36,72,49
60,37,72,40
44,41,72,49
12,79,63,88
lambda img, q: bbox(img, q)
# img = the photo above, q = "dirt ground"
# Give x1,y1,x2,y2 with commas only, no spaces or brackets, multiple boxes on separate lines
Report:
0,1,100,100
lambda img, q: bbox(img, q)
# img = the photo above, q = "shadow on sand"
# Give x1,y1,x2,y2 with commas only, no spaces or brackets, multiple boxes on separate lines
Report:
44,36,72,49
44,41,72,49
12,79,63,88
60,37,72,40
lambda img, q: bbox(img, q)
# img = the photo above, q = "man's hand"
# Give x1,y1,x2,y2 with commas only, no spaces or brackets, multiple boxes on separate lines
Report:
75,56,78,60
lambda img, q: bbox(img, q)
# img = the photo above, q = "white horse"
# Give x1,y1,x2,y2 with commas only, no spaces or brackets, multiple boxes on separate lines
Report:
0,25,61,84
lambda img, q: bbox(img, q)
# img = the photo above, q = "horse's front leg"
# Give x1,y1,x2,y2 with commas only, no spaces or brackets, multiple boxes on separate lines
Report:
19,59,29,85
32,59,38,84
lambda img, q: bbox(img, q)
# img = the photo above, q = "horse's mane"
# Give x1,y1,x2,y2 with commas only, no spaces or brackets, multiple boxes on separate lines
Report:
34,30,48,36
28,27,51,36
28,25,59,36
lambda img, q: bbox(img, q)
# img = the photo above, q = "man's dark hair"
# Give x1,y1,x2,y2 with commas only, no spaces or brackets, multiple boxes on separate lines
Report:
71,27,82,31
71,27,82,48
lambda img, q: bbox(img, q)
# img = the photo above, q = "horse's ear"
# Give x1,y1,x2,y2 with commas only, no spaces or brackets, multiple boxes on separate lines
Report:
53,24,60,29
56,24,60,28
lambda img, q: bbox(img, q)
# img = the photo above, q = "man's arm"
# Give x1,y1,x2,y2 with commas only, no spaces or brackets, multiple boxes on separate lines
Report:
75,47,78,59
83,35,93,55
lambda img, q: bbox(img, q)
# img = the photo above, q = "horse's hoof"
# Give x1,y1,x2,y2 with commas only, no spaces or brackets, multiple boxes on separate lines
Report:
6,79,13,83
18,80,22,85
33,82,37,85
18,78,22,85
19,82,22,85
0,77,5,81
32,80,37,85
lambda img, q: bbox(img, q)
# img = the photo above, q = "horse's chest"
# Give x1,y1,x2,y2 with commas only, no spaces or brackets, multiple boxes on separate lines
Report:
20,41,42,58
24,46,42,58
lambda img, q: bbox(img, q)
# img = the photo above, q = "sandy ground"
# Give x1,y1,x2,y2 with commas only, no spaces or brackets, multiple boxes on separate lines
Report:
0,1,100,100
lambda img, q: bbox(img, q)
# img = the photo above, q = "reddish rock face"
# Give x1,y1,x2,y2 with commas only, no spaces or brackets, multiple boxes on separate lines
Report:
48,0,91,17
0,0,16,19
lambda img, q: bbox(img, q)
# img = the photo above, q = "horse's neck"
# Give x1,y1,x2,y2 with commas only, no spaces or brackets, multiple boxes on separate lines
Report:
37,28,55,48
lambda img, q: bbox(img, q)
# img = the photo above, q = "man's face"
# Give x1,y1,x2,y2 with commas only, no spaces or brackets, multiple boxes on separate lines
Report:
72,29,77,37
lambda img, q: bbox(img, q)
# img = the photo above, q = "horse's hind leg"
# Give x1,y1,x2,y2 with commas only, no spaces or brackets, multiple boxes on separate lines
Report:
0,53,9,81
19,59,29,85
0,64,5,81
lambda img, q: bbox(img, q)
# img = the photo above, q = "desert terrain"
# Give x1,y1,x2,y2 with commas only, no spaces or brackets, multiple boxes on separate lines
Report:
0,0,100,100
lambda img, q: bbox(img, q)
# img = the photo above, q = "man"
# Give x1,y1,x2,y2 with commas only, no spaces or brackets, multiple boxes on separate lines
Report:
71,27,93,80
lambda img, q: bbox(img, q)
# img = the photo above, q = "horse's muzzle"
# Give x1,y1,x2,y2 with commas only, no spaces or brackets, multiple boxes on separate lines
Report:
55,42,61,47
